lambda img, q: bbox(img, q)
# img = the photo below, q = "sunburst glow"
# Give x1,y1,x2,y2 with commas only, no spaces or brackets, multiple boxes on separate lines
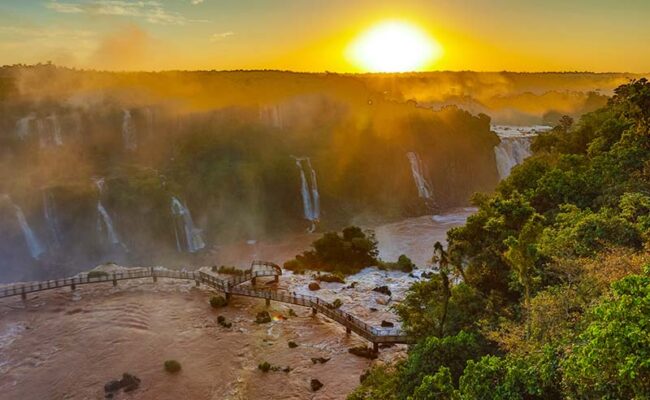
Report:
348,21,443,72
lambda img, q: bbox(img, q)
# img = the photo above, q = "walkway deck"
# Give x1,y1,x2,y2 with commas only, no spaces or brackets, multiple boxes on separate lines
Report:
0,261,414,348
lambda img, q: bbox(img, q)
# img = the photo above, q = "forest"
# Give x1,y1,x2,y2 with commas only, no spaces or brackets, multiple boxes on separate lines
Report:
349,79,650,399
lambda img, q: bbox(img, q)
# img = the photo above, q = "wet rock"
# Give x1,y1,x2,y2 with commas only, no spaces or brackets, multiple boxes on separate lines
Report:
379,343,395,349
308,282,320,291
217,315,232,328
104,373,141,395
372,286,391,296
311,357,331,364
255,311,272,324
369,307,378,312
344,281,358,289
348,346,378,359
375,297,389,305
381,320,394,327
121,373,141,392
104,380,121,393
311,378,324,392
288,341,298,348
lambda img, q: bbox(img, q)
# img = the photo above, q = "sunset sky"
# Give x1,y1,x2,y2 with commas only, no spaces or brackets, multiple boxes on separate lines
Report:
1,0,649,72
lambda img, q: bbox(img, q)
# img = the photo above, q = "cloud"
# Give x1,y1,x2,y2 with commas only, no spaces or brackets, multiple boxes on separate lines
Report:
88,24,155,69
45,0,203,25
210,31,234,42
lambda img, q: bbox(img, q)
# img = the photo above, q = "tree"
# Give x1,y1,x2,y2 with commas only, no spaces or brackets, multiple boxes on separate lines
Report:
504,213,544,313
562,269,650,399
408,367,459,400
433,241,452,337
398,331,485,398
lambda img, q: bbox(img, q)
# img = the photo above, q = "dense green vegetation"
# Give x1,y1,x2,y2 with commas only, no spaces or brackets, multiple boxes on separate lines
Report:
284,226,380,275
350,79,650,399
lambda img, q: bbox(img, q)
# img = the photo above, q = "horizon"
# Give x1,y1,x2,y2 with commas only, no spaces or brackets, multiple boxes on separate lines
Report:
4,63,650,75
2,1,650,73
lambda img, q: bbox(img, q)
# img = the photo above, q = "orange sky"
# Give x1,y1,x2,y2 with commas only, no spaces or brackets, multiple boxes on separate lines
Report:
1,0,649,72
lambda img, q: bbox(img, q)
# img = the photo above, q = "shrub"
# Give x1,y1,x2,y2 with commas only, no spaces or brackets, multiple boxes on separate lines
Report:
210,295,228,308
283,259,305,274
164,360,182,373
87,270,109,279
318,273,345,283
213,265,244,276
258,361,271,373
331,298,343,309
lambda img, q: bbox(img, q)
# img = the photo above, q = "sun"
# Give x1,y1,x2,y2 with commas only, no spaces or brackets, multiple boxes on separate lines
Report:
347,21,443,73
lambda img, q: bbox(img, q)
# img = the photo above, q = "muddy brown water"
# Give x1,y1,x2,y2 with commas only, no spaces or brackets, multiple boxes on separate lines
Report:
0,209,473,399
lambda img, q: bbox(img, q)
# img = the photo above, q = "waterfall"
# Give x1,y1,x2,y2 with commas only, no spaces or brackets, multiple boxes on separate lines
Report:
93,178,126,249
43,191,63,249
144,107,154,137
259,105,283,128
494,136,532,179
492,126,549,179
16,115,36,140
406,152,433,200
293,157,320,232
171,197,205,253
122,109,137,151
2,195,45,259
47,114,64,146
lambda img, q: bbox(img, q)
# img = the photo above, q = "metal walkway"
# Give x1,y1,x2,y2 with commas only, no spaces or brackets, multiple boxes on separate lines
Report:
0,260,414,348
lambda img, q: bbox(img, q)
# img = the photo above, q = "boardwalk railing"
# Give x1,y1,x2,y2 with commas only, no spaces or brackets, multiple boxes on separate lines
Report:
1,260,414,346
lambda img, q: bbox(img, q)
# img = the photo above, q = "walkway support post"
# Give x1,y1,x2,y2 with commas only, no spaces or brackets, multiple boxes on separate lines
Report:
21,288,26,300
373,343,379,353
265,298,271,307
151,267,157,283
251,277,256,286
112,274,117,287
312,308,317,315
346,327,351,335
71,283,76,291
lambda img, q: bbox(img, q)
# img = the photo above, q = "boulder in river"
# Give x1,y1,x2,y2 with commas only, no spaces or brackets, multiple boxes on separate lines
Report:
381,320,394,327
308,282,321,291
255,311,272,324
311,357,331,364
311,378,324,392
372,285,391,296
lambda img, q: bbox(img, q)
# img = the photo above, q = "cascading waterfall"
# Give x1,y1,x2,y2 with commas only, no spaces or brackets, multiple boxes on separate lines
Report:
93,178,127,250
43,190,63,249
16,115,36,140
493,137,532,179
36,115,63,148
122,109,137,151
2,195,45,259
492,126,549,179
46,114,64,146
259,105,283,128
171,197,205,253
406,151,434,200
293,157,320,232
